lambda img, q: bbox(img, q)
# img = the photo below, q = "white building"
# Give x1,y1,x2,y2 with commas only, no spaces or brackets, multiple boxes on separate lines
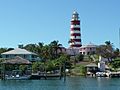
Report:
1,48,39,62
98,61,105,72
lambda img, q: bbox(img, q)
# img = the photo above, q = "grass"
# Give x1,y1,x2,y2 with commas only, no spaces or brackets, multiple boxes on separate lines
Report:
70,64,86,76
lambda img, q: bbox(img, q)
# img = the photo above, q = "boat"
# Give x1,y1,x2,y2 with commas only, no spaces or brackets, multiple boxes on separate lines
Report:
96,72,106,77
5,75,31,80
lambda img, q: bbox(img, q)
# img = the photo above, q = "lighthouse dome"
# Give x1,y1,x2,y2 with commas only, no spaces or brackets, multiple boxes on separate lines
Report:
73,11,78,15
72,11,79,20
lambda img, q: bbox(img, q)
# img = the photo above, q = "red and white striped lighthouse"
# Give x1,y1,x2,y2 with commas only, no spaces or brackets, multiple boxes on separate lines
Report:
70,11,82,48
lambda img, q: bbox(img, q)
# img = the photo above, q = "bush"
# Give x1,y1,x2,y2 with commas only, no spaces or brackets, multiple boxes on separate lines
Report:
75,54,84,62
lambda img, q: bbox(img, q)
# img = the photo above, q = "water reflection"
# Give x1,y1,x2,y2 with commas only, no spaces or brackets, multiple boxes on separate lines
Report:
0,77,120,90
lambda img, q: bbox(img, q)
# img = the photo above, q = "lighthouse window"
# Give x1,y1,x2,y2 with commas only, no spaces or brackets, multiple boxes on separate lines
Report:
75,36,76,38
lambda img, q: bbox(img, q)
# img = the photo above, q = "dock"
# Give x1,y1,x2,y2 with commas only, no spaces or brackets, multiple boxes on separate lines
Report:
30,73,62,80
87,71,120,78
106,72,120,77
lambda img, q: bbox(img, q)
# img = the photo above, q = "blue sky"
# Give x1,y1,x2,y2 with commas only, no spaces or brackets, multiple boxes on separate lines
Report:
0,0,120,48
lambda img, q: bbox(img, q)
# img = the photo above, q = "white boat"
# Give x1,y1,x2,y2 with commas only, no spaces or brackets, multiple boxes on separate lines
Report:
96,72,106,77
5,75,31,80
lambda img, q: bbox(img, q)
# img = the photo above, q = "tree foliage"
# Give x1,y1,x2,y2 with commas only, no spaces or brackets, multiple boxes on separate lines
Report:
75,54,84,62
24,40,63,61
110,58,120,71
96,41,115,61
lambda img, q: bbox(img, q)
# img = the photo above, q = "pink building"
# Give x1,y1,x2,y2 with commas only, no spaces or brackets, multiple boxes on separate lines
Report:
66,43,97,56
79,43,97,55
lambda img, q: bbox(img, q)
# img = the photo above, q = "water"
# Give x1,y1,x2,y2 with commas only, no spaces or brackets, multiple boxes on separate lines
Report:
0,77,120,90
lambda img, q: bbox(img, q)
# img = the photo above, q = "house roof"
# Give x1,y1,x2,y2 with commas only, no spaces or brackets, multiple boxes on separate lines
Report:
1,56,32,65
1,48,37,55
81,43,97,48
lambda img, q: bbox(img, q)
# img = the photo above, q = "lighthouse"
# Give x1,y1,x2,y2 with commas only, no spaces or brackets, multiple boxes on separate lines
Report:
70,11,82,48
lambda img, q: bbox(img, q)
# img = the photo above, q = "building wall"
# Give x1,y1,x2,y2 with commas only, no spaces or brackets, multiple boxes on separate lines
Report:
66,48,80,56
79,46,96,55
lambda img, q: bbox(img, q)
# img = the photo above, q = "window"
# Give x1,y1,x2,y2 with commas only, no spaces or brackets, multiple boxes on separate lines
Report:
6,55,9,58
24,55,27,58
83,52,85,55
90,48,92,50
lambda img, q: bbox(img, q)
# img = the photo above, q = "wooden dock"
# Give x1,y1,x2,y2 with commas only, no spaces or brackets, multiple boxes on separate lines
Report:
30,73,62,80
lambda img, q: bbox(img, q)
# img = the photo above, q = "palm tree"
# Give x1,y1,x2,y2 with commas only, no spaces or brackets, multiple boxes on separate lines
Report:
105,41,111,45
68,39,75,47
68,39,77,65
37,42,44,58
50,40,62,59
96,41,114,62
113,48,120,59
38,42,44,48
24,44,37,53
41,45,50,61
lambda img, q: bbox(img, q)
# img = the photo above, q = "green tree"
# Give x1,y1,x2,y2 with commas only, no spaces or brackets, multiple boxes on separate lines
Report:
105,41,111,45
36,42,44,57
45,60,56,71
49,40,62,59
56,54,71,69
68,39,75,47
24,41,63,60
19,65,28,74
41,45,51,61
0,48,8,58
24,44,38,53
32,62,40,73
113,48,119,59
110,58,120,71
96,41,114,61
75,54,84,62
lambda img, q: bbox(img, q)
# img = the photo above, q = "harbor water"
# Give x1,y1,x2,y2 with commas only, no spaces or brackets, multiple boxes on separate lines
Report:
0,77,120,90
